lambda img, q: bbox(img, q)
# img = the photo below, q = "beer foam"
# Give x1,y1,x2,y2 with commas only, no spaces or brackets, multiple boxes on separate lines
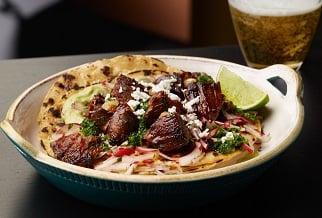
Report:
228,0,322,16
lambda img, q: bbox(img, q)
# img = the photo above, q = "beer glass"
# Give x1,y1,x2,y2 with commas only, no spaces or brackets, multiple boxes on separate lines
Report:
228,0,322,71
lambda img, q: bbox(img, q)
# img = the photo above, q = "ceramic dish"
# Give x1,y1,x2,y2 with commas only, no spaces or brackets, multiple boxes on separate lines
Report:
0,55,304,210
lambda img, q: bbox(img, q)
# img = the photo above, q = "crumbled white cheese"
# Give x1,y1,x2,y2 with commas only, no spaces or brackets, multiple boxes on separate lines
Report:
168,93,181,101
151,77,177,93
139,77,180,101
182,113,203,129
139,77,177,93
104,93,111,101
131,88,150,102
221,132,234,143
184,113,198,122
127,99,140,111
199,128,209,138
183,96,200,113
189,119,203,129
139,81,152,88
133,109,145,116
168,106,176,113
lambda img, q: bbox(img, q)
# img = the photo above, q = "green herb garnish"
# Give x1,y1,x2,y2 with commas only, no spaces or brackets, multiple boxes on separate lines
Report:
213,130,248,154
81,118,100,136
197,74,214,83
234,106,258,122
128,116,147,146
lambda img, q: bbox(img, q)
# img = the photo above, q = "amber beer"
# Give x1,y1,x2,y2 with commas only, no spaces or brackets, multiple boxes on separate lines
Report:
228,0,322,70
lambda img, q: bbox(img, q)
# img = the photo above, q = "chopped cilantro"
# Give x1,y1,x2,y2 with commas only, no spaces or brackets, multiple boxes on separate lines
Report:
101,142,110,151
67,123,73,130
215,140,236,154
214,127,227,138
140,100,149,111
81,118,100,136
128,116,147,146
197,74,214,83
213,130,248,154
100,134,110,151
107,97,116,101
234,106,258,122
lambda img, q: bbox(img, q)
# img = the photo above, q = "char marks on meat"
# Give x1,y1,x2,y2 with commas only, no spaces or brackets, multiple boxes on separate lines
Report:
106,104,139,145
144,112,193,155
110,74,145,104
197,82,224,121
185,81,224,121
88,94,112,131
145,91,185,126
50,133,103,168
50,70,226,168
154,72,185,100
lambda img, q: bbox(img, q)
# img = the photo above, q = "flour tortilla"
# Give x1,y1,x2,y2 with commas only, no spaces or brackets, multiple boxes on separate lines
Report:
37,55,182,157
37,54,254,173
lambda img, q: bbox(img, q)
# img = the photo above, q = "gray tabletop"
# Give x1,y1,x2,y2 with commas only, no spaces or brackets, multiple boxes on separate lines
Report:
1,45,321,217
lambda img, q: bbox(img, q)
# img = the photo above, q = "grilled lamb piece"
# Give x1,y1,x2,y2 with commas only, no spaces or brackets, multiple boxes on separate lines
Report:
185,81,224,121
50,133,103,168
88,94,112,131
110,74,145,104
197,82,224,121
143,111,193,155
144,91,185,126
154,72,185,100
106,104,139,145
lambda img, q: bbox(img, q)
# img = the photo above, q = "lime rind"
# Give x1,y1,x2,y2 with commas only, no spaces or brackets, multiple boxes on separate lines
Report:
216,66,269,110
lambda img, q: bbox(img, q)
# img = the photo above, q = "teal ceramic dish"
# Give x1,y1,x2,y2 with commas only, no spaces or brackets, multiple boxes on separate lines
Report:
0,55,304,210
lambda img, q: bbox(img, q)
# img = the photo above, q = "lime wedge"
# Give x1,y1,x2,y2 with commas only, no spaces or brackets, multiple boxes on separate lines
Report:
216,66,269,110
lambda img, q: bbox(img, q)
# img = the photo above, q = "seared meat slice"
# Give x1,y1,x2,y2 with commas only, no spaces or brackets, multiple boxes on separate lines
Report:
185,81,224,121
88,94,112,131
145,91,185,126
50,133,103,168
110,74,144,104
154,73,185,100
144,112,193,155
197,82,224,121
184,82,199,113
106,104,139,145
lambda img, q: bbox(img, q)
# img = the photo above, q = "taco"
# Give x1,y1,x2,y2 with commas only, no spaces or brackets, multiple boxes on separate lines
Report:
37,54,268,175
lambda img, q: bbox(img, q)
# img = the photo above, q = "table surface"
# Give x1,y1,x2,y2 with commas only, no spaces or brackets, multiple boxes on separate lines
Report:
0,44,321,218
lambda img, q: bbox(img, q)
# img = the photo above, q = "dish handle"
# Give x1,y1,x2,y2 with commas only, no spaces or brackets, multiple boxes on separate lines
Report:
260,64,303,102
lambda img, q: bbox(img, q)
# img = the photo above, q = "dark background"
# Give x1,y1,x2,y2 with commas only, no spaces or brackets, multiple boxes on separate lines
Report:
4,0,322,58
2,0,322,59
16,0,189,58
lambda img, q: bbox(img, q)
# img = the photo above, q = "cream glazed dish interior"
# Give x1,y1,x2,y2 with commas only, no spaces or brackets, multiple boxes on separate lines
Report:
0,55,304,209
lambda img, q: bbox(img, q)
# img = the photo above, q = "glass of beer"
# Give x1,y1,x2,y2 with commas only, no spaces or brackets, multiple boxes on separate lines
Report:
228,0,322,71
